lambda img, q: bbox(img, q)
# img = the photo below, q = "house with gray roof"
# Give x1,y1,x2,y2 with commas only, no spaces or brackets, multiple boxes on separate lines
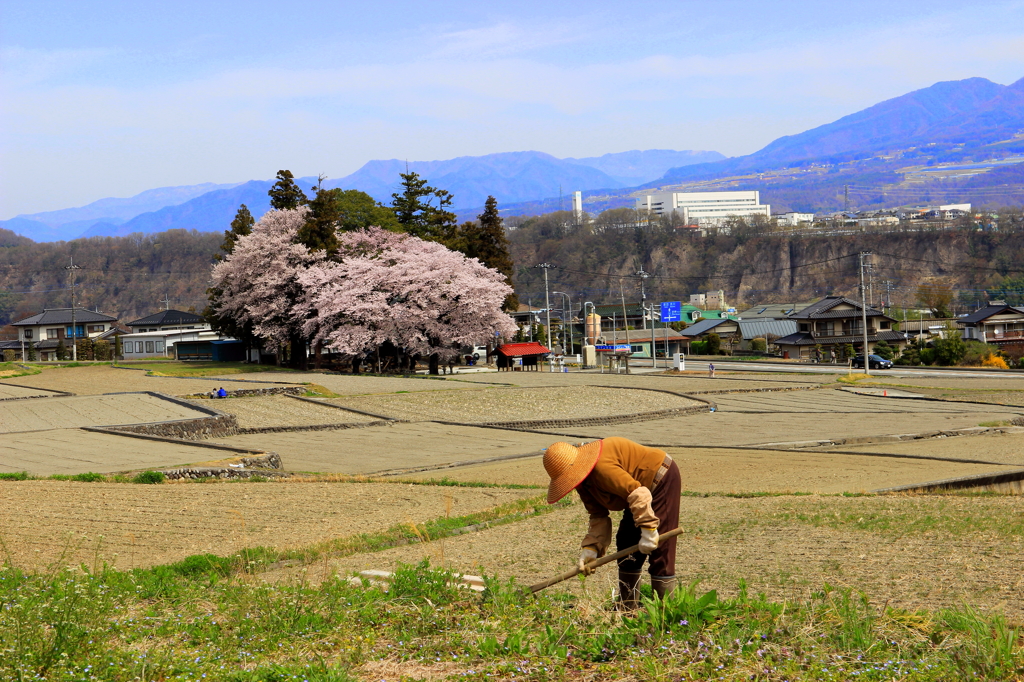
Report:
773,296,907,360
11,308,120,361
957,302,1024,354
126,309,209,334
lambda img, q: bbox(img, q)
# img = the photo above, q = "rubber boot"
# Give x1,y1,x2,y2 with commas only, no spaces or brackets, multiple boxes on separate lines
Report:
617,570,643,611
651,575,677,600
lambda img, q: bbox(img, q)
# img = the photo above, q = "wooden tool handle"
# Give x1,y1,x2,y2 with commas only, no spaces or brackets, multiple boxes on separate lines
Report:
528,527,683,593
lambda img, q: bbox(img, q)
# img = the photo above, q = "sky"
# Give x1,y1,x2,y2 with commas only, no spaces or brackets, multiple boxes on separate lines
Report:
2,0,1024,219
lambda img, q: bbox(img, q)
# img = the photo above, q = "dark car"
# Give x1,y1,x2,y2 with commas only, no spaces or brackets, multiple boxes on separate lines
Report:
851,354,893,370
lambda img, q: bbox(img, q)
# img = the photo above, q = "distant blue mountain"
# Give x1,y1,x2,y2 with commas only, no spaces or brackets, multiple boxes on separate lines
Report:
325,151,626,208
657,75,1024,184
0,181,244,242
79,180,276,238
45,151,716,240
566,149,725,185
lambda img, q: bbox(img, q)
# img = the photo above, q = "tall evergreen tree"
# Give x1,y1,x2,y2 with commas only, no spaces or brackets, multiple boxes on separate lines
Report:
390,171,457,246
268,170,308,211
217,204,255,260
297,183,340,256
460,196,518,311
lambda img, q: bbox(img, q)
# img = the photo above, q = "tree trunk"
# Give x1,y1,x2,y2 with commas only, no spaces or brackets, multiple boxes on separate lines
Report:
314,340,323,370
352,355,362,374
428,353,440,375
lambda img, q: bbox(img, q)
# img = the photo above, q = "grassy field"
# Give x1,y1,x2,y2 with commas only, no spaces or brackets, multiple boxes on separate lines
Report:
1,479,1022,681
0,361,40,378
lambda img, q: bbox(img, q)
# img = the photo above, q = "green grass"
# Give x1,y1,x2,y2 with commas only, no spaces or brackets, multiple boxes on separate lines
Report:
0,361,41,378
0,556,1019,681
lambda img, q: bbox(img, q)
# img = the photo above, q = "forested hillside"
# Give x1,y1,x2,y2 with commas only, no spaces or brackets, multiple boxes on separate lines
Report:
0,229,220,326
508,212,1024,312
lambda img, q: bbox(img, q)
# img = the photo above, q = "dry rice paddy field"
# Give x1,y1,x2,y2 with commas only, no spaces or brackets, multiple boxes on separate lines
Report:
3,364,1024,679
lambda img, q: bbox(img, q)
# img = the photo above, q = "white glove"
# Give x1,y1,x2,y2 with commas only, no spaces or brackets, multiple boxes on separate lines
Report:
638,527,659,554
578,547,599,575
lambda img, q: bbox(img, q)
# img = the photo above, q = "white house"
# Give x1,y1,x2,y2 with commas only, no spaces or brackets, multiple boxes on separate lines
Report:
11,308,119,361
119,329,224,359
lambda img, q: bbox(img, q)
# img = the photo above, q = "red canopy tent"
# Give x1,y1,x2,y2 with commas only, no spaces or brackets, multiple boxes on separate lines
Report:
495,342,550,371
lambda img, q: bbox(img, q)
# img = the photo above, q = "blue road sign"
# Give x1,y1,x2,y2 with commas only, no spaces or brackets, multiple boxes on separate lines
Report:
660,301,682,323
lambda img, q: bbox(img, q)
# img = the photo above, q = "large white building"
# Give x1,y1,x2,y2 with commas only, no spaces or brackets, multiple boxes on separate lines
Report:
635,190,770,225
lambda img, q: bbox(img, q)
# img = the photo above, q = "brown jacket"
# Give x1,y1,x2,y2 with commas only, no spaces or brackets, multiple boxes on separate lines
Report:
577,437,668,552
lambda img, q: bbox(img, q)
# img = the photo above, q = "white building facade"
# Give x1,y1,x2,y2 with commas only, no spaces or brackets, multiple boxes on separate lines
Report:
635,190,770,225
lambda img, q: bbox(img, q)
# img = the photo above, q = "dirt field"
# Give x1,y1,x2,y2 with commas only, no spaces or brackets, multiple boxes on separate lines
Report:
397,447,1021,493
200,395,379,428
207,372,481,395
0,480,537,572
830,430,1024,466
0,393,212,433
218,423,557,474
457,370,831,393
0,383,60,400
0,428,250,475
324,385,701,423
268,494,1024,622
4,365,299,396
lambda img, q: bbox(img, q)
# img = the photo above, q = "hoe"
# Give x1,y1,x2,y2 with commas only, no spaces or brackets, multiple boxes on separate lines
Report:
529,527,684,593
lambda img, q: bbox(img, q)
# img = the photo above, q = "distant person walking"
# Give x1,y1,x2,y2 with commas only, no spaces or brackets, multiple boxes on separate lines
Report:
708,362,715,378
830,348,836,364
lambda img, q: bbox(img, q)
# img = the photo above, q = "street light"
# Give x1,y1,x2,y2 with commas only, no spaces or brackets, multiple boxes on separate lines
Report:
552,291,574,357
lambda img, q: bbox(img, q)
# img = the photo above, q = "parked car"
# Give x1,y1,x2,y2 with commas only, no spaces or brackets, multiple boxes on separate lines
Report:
851,354,893,370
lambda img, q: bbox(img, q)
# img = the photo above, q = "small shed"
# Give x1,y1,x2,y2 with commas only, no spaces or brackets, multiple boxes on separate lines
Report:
175,339,245,362
495,342,550,371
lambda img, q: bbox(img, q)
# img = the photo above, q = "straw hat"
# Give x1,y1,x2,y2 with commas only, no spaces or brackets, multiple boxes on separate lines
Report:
544,440,603,504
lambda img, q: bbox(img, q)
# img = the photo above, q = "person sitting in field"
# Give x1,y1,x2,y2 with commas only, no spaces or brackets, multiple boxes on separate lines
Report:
542,436,681,609
217,387,227,398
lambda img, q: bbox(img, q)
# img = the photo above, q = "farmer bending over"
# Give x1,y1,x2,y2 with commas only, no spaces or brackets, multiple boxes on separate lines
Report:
543,436,680,608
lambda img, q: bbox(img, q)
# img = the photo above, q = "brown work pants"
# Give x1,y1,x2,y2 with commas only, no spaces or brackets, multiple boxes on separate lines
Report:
616,460,680,578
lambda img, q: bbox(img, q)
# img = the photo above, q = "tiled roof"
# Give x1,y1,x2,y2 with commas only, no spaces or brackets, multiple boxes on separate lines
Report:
13,308,118,326
678,318,732,337
775,330,907,346
958,305,1024,325
496,342,550,357
126,309,205,327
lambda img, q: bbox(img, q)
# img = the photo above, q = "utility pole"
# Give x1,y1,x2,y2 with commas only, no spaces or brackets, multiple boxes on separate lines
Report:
535,263,555,371
859,251,871,376
65,257,81,362
161,294,171,310
844,184,849,213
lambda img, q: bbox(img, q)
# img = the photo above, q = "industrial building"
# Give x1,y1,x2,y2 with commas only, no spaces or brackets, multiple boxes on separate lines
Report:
635,190,770,225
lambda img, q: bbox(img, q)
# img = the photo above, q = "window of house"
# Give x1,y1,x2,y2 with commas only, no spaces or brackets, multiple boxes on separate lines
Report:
66,325,84,339
135,341,144,353
145,341,154,353
799,323,809,332
880,321,890,329
23,329,33,339
123,342,132,353
87,325,104,333
155,341,165,352
47,328,60,339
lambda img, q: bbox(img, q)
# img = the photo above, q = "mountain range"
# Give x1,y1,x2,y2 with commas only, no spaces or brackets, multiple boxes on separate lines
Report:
1,150,721,242
3,74,1024,243
656,75,1024,184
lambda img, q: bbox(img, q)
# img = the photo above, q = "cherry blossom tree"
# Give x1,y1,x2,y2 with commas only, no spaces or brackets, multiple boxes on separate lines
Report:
297,227,516,373
210,208,321,360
